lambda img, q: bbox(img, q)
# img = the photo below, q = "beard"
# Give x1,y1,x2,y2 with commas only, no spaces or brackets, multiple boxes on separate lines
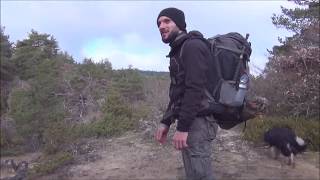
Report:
162,30,179,44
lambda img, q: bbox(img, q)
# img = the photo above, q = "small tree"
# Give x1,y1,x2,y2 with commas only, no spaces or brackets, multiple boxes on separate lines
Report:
12,30,59,80
255,0,319,118
0,27,15,116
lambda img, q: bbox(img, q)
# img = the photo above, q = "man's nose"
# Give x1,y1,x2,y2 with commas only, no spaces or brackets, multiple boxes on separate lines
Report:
158,22,165,30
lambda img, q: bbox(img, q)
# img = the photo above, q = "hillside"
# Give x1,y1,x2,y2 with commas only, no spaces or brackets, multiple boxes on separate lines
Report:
1,1,319,179
1,125,319,180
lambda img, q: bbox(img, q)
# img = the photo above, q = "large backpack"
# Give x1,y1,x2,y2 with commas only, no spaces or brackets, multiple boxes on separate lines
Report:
163,31,257,130
205,32,253,130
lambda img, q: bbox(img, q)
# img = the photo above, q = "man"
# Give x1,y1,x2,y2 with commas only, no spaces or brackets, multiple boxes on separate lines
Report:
155,7,219,180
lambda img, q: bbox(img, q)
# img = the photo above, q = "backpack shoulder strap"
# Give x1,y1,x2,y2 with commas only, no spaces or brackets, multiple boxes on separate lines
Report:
179,34,210,59
210,38,223,80
211,40,224,98
179,39,189,59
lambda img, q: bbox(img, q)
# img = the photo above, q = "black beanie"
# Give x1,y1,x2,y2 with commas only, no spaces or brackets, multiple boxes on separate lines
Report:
157,7,186,32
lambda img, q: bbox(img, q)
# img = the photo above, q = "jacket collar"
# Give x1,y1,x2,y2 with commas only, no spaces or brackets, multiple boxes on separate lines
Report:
167,31,189,58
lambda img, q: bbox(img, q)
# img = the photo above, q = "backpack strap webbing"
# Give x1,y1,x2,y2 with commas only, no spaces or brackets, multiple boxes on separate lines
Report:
210,38,227,99
233,33,250,81
232,50,245,82
210,39,223,80
215,45,245,55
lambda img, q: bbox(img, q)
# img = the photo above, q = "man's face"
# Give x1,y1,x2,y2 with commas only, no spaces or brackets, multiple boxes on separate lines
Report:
157,16,180,44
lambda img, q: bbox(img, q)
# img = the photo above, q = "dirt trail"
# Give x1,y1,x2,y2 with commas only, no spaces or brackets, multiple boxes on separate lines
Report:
35,127,319,180
1,127,319,180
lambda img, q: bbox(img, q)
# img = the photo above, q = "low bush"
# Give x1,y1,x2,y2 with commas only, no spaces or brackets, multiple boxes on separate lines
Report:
76,89,139,138
30,151,73,176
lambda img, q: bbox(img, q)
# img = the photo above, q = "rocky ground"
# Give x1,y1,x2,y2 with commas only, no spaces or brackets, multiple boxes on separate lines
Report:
1,125,319,180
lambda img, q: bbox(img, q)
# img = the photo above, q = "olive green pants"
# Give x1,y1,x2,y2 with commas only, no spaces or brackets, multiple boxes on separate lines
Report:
182,116,218,180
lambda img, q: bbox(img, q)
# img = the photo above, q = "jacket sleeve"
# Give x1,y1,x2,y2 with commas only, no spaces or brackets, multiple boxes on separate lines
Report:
177,39,210,132
160,82,175,127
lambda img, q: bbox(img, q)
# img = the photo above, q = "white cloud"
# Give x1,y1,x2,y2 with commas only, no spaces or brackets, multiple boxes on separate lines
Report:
81,33,168,71
110,51,168,71
1,1,299,73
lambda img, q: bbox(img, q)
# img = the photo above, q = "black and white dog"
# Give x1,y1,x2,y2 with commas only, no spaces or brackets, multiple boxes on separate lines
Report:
264,127,307,167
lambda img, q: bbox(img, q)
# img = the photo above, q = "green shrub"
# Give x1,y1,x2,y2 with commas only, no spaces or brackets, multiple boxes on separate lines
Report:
9,89,41,140
31,151,73,176
79,89,138,138
42,121,75,155
243,116,320,151
87,113,133,137
0,134,24,156
9,86,65,152
103,89,133,117
0,119,25,156
132,103,151,120
112,69,144,102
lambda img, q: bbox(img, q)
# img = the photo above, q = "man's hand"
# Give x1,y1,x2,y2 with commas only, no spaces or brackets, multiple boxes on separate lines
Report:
155,124,169,144
173,131,188,150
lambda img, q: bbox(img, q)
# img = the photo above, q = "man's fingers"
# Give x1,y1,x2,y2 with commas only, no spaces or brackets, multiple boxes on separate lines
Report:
183,140,188,148
173,139,177,149
157,130,162,141
172,133,188,150
155,129,162,141
173,139,184,150
156,128,168,144
179,140,187,149
174,140,179,150
155,130,159,141
179,140,183,150
160,135,166,144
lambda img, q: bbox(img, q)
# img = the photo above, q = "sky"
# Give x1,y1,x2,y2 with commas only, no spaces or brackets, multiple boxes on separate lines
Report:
1,1,298,75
